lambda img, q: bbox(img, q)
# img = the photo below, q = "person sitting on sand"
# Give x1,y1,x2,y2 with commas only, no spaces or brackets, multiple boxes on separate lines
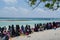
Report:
8,25,13,37
1,27,9,40
49,23,53,29
34,24,38,32
16,25,20,36
46,23,51,30
28,25,32,34
43,23,46,30
53,22,57,30
1,27,5,38
2,34,9,40
0,27,2,36
21,25,25,34
11,25,16,37
39,23,44,31
36,24,39,31
25,25,30,35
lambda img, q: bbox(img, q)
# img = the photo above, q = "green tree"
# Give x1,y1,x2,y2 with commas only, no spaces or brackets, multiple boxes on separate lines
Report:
27,0,60,10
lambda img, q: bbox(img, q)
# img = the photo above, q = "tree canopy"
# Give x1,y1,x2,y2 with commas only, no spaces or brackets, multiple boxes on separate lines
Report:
27,0,60,10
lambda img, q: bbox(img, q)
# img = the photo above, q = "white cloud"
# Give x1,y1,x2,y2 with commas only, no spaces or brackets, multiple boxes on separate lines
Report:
0,7,31,17
3,0,17,4
0,6,60,18
3,7,18,12
0,7,18,17
18,7,31,14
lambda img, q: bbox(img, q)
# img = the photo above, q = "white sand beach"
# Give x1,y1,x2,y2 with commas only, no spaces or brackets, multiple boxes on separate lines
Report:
11,28,60,40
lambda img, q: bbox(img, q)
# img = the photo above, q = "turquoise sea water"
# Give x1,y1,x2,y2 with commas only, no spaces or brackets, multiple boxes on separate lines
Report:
0,18,60,28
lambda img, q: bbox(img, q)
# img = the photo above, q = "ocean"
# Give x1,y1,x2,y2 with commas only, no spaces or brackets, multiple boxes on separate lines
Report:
0,18,60,28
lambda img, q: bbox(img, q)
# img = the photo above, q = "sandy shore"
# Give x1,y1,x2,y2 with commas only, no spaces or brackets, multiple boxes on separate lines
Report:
11,28,60,40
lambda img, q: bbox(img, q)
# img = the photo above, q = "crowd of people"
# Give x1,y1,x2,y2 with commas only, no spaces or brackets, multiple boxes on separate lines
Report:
0,22,60,40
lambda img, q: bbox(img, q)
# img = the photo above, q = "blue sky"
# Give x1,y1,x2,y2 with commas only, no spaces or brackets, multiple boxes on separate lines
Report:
0,0,60,18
